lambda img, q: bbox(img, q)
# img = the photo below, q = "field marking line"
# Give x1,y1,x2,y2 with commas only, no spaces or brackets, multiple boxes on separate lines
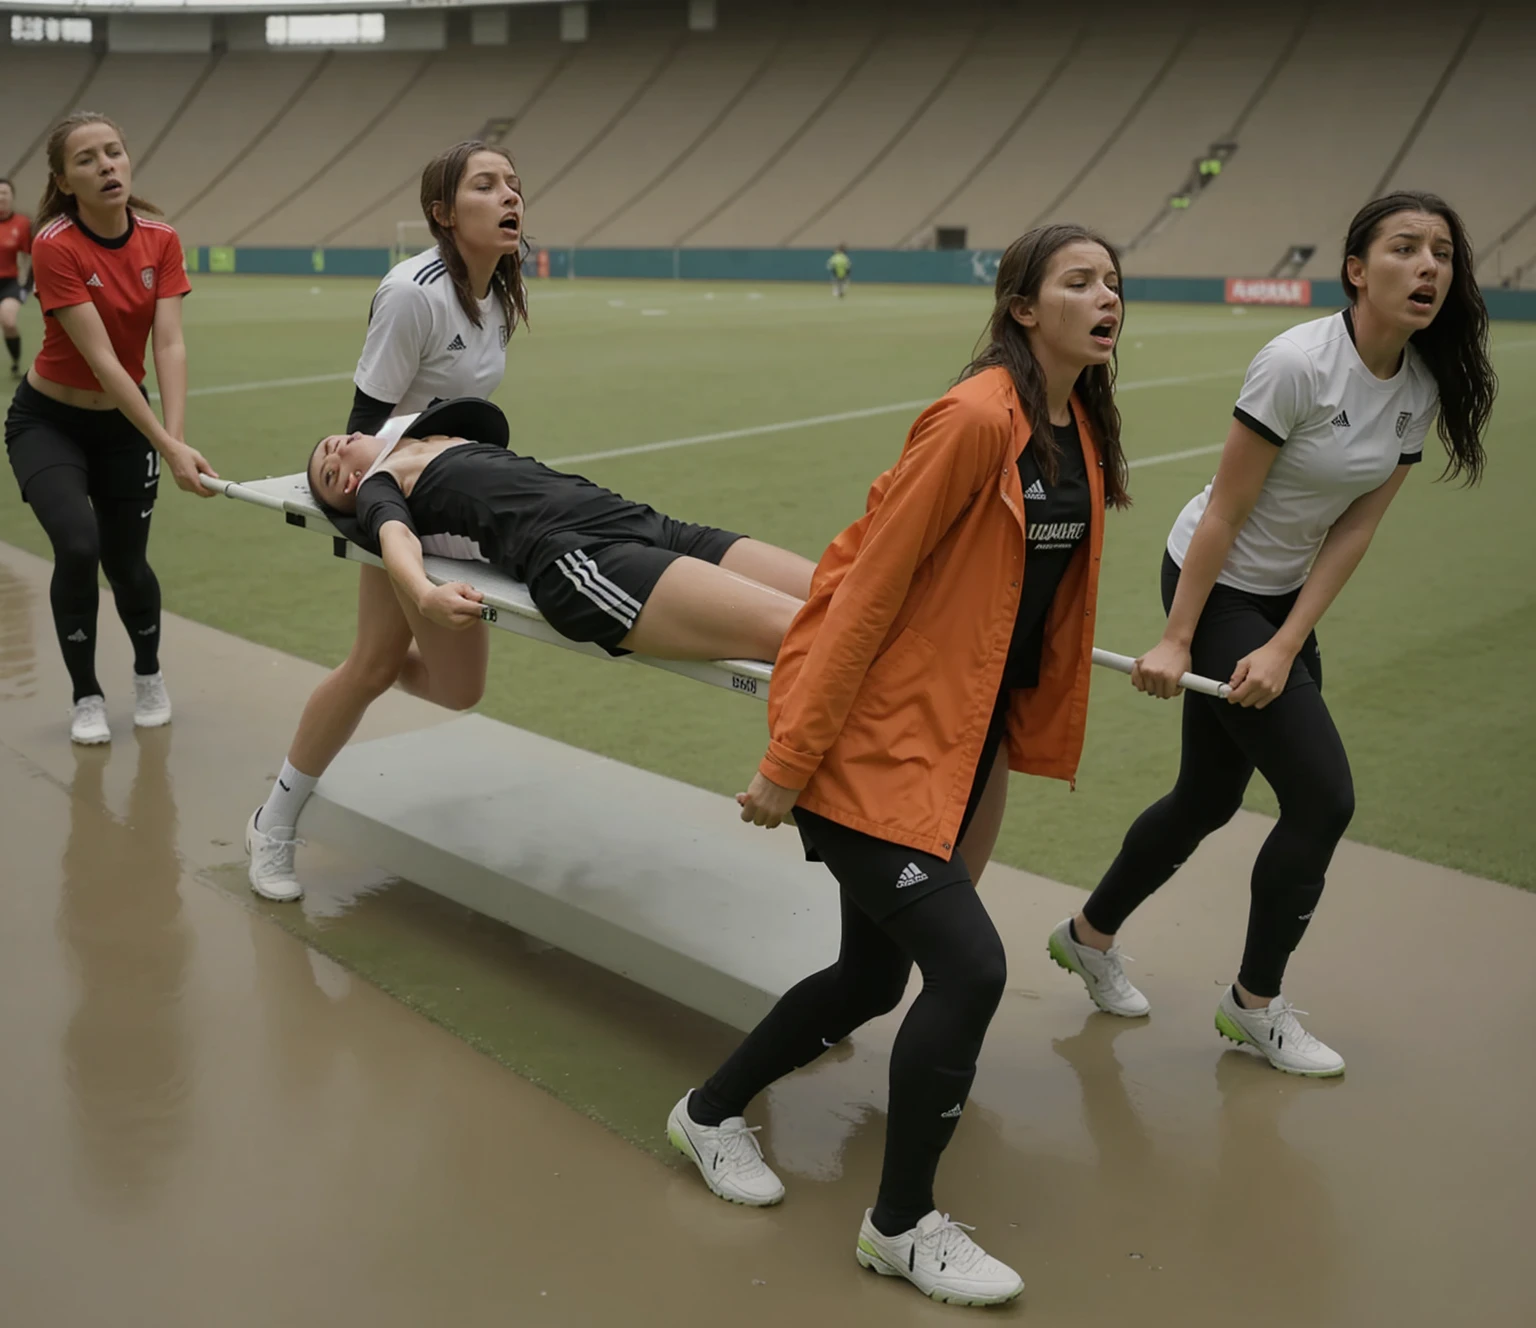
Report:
548,367,1245,466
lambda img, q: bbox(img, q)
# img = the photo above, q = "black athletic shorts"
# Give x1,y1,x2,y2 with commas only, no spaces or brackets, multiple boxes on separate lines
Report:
0,278,23,304
525,513,744,654
793,697,1010,922
1162,551,1321,695
4,377,160,505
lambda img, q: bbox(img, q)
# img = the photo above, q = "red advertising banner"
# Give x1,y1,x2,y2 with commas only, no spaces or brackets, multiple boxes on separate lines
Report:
1225,278,1312,306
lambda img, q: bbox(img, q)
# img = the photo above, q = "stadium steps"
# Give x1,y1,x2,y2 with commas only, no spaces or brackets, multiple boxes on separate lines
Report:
314,48,577,251
303,714,837,1034
523,31,689,211
228,52,439,245
778,9,995,247
897,19,1088,250
1121,7,1312,257
674,19,888,246
135,50,226,175
575,13,793,247
4,48,103,182
164,52,333,231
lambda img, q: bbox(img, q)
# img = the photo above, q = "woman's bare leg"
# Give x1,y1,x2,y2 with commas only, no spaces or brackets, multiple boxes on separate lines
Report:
717,538,816,600
958,743,1011,885
618,556,804,663
388,576,489,712
285,566,414,775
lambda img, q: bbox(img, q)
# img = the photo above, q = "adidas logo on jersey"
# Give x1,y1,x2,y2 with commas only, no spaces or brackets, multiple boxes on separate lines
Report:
896,862,929,889
85,273,104,288
940,1103,964,1119
446,334,467,351
1023,478,1047,501
1331,409,1350,428
67,629,88,642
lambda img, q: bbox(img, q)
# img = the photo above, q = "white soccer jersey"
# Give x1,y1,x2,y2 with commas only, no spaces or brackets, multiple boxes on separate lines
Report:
1168,311,1438,595
353,248,509,414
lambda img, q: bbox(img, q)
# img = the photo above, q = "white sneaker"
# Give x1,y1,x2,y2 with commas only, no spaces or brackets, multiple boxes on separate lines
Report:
856,1209,1024,1307
1215,986,1345,1077
1047,917,1149,1017
245,808,303,902
666,1093,784,1206
133,671,172,728
70,695,110,745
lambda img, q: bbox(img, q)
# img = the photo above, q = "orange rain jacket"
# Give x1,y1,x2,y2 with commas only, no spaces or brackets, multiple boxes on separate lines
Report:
759,366,1107,859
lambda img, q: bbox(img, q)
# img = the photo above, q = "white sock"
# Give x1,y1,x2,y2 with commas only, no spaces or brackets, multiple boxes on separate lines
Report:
258,759,317,834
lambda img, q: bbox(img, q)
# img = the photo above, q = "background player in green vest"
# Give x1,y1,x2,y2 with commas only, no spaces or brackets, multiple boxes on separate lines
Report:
828,244,852,298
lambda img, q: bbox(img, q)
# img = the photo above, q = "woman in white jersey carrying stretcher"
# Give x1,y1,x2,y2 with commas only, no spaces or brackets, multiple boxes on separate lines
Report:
1047,191,1495,1076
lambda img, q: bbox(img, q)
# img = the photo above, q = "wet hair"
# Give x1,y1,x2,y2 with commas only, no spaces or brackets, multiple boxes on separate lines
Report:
36,111,161,228
420,140,529,338
1342,191,1492,484
959,224,1130,508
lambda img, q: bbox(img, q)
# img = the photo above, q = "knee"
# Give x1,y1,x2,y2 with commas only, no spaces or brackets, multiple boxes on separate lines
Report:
52,526,100,576
860,964,912,1021
1305,776,1355,842
340,648,406,701
948,937,1008,1017
1164,781,1245,842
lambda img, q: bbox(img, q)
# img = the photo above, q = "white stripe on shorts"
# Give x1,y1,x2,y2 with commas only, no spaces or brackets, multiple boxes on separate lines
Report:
556,551,641,628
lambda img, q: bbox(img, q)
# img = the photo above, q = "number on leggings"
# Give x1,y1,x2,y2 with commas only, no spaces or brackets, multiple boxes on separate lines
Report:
147,451,161,480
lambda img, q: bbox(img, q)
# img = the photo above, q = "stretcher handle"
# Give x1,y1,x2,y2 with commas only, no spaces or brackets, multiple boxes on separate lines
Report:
1092,648,1231,700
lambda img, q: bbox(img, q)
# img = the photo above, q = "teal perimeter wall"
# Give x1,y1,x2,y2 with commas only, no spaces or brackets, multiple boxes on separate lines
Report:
183,247,1536,322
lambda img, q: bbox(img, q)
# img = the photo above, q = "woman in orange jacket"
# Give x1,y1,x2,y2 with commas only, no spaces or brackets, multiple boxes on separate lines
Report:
666,224,1130,1308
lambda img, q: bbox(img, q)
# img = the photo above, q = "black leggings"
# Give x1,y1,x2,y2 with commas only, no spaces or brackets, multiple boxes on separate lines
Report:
696,862,1007,1236
5,382,162,701
1082,553,1354,995
24,466,161,700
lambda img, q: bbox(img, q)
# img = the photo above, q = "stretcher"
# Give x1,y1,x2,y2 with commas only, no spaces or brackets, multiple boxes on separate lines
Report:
206,474,1231,701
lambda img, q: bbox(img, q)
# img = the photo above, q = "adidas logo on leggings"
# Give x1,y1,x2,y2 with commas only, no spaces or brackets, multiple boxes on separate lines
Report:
896,862,929,889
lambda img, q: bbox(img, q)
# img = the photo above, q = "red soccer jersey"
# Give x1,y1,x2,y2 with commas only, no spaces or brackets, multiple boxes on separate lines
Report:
30,211,191,392
0,212,30,280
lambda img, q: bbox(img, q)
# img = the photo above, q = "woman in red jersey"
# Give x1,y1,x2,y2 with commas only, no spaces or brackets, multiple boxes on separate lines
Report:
0,177,32,378
3,112,215,746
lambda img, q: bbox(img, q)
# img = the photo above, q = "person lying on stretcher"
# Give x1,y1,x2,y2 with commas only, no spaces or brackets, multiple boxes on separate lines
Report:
308,398,814,662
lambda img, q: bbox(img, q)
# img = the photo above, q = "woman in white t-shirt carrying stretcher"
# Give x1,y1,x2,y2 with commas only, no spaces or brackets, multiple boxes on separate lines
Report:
1047,191,1495,1076
244,140,528,900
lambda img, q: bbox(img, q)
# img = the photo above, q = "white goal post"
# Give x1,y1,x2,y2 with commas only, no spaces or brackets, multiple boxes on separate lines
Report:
392,219,433,266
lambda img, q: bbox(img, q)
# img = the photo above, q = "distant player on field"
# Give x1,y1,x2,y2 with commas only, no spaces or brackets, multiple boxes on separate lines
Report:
828,243,852,298
0,177,32,378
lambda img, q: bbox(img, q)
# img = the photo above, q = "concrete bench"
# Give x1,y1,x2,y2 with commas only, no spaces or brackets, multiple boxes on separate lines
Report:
305,713,837,1031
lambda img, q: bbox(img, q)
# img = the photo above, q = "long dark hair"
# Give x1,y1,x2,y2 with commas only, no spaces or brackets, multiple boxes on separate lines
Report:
959,225,1130,508
37,112,161,229
1342,191,1492,484
420,140,529,338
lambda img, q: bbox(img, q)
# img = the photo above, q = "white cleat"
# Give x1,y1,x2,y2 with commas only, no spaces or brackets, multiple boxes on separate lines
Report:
667,1093,785,1206
132,671,173,728
1215,986,1345,1077
245,808,303,902
70,695,110,746
1047,917,1150,1017
856,1209,1024,1307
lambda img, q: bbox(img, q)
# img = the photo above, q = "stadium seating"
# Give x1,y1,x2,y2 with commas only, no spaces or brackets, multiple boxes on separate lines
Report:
3,0,1533,283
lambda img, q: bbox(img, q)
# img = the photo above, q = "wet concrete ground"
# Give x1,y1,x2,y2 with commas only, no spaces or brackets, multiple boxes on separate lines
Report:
2,542,1532,1327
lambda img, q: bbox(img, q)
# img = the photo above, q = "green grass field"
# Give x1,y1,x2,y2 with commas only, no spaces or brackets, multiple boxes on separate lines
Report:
2,276,1532,890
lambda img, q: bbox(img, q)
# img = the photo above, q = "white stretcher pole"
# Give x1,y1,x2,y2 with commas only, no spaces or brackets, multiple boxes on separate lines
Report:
1091,648,1231,700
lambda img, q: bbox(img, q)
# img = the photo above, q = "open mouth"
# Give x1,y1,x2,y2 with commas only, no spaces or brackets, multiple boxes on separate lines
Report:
1090,320,1118,345
1408,287,1435,308
499,216,521,235
101,180,122,194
